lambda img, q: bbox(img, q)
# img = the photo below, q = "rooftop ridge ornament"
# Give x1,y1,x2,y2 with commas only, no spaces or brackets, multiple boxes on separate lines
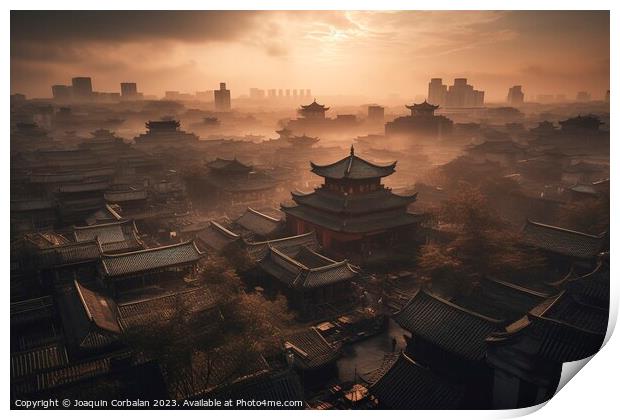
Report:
350,145,355,156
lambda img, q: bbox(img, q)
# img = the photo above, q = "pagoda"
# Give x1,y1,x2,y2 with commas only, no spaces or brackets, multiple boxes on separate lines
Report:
298,99,329,119
406,100,440,117
385,100,453,139
281,146,421,258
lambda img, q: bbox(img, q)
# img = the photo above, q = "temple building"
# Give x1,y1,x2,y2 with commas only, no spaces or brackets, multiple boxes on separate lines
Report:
385,101,454,140
133,120,199,152
281,147,422,260
257,244,358,319
198,158,279,212
98,241,204,295
298,100,329,120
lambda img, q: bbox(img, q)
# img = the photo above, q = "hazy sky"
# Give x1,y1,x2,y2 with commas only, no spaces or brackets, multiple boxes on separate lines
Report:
11,10,610,102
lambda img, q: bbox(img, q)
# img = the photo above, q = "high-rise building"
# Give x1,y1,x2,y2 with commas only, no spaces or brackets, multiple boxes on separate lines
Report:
444,78,484,107
428,78,447,105
576,91,591,102
249,88,265,99
214,82,231,111
71,77,93,100
52,85,72,101
120,82,138,98
268,89,276,98
507,85,525,105
306,89,312,98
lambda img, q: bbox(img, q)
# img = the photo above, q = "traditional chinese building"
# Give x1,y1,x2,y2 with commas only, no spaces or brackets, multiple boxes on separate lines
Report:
133,120,199,152
385,101,453,140
281,147,422,259
298,100,329,120
98,241,204,295
199,158,279,212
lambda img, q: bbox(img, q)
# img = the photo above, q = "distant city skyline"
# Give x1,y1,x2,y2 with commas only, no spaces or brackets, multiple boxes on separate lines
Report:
11,11,609,101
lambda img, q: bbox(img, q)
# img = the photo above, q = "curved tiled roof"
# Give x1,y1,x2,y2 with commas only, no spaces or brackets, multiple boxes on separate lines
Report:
234,207,282,237
73,220,137,244
196,221,241,252
245,231,319,260
369,352,464,409
259,246,357,289
284,327,340,370
101,241,203,277
522,220,605,259
394,290,503,361
310,150,396,180
291,188,416,215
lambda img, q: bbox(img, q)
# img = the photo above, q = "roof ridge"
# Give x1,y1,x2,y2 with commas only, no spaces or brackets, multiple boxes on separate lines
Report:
525,219,605,239
73,280,94,323
268,246,309,270
73,219,132,230
245,207,281,222
416,289,504,324
210,220,241,239
101,240,201,258
484,276,550,298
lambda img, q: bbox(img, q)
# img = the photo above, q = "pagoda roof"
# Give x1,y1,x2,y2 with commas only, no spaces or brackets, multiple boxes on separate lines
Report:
406,100,440,110
281,204,422,234
310,148,396,180
521,220,605,259
259,246,357,289
300,100,329,111
207,157,253,172
101,241,203,278
234,207,282,237
394,290,503,361
283,327,341,370
369,352,464,409
291,188,417,215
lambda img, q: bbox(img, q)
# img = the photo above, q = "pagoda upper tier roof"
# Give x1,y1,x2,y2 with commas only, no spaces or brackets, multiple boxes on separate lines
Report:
310,149,396,180
292,188,417,215
406,100,439,111
300,100,329,111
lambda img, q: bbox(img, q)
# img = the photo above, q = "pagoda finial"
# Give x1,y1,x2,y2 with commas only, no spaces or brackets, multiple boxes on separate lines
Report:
350,144,355,156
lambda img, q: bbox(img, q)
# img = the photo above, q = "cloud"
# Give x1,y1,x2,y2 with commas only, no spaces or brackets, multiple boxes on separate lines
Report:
11,11,259,43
